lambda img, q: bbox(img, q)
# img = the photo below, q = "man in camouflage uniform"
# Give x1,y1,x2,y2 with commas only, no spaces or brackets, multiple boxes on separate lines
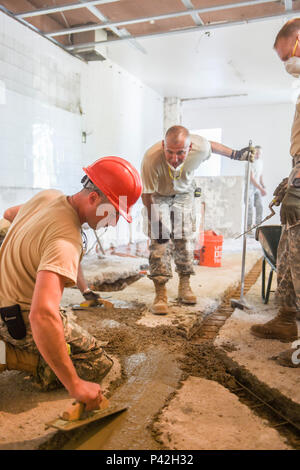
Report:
250,19,300,368
141,125,255,315
0,306,111,391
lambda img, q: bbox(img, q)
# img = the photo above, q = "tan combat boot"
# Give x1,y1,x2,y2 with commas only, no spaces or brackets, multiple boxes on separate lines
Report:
250,308,298,342
178,274,197,305
151,279,169,315
3,342,39,375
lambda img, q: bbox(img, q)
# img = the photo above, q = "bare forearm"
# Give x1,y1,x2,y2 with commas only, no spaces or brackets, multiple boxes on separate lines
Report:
251,174,260,189
210,141,233,158
30,308,79,392
142,193,155,221
30,270,80,394
77,264,89,293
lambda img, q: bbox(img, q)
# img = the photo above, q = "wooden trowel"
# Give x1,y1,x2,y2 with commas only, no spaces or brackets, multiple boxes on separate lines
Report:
46,396,127,432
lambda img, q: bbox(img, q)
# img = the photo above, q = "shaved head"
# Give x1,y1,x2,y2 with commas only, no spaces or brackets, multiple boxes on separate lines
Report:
165,126,190,146
274,18,300,48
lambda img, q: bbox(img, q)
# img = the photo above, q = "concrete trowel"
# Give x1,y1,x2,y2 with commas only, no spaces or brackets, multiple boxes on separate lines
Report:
46,396,127,432
72,297,114,311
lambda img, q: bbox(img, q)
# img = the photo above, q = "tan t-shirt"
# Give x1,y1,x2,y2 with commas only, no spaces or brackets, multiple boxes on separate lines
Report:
141,134,211,196
290,94,300,157
0,190,83,310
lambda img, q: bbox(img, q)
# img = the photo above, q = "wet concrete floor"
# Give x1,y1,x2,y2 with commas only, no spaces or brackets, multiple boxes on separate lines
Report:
62,348,182,450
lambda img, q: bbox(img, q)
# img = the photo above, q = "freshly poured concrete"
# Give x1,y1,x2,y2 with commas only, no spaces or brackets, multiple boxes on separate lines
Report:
155,377,291,450
214,270,300,405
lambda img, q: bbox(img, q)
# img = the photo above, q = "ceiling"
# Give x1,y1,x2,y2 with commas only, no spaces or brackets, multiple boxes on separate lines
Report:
1,1,300,57
1,1,300,105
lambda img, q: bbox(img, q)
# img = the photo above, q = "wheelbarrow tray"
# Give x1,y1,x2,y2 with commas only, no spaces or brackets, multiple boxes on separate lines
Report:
255,225,282,269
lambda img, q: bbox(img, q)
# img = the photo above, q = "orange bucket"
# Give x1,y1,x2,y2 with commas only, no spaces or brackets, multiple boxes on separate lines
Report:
196,230,223,267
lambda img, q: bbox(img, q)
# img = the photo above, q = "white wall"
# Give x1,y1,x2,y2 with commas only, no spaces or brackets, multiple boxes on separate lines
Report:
0,12,164,249
183,101,296,225
81,59,163,248
0,12,85,214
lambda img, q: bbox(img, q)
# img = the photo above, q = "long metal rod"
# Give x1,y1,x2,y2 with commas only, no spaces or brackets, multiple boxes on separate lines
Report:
15,0,120,19
240,141,252,299
47,0,280,37
66,9,299,51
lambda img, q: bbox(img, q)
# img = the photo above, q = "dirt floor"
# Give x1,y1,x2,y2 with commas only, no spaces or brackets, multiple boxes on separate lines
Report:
0,239,299,450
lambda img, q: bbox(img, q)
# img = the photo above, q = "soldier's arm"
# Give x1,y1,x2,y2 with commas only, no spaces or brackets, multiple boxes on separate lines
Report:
209,141,233,158
29,270,102,410
210,141,255,161
141,193,154,221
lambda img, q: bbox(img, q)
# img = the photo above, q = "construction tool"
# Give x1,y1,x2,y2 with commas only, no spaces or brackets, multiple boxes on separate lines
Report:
72,297,114,311
235,198,277,240
46,396,128,432
230,140,253,311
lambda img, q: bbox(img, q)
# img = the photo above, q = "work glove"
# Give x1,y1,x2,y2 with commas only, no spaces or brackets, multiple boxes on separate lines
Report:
231,146,255,162
280,187,300,226
83,289,101,304
273,177,289,206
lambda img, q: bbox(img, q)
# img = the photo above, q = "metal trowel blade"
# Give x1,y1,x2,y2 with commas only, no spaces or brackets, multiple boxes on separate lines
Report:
46,403,128,432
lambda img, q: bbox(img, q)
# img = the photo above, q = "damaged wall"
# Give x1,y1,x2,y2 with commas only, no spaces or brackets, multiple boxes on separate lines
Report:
194,176,244,238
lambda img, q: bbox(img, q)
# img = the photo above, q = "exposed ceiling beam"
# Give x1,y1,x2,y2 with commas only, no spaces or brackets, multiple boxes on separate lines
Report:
78,0,146,54
66,8,299,51
181,0,204,26
0,5,75,57
15,0,120,19
46,0,280,37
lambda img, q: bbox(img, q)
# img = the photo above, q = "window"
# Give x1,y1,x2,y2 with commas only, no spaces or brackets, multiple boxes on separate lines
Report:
191,128,222,177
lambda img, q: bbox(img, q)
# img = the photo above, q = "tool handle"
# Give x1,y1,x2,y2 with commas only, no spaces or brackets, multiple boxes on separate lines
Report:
62,396,110,421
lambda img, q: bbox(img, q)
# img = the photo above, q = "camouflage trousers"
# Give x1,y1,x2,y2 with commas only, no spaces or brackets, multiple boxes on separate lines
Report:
246,189,263,231
0,308,113,390
148,193,196,282
275,224,300,310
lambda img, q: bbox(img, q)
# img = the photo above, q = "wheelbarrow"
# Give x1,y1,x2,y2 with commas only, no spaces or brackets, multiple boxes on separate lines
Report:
255,225,282,304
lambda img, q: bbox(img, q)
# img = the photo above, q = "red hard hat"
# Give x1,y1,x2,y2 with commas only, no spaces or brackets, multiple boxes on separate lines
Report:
82,156,143,223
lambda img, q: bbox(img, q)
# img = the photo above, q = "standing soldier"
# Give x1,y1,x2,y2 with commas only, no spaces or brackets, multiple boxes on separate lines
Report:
246,145,267,234
251,19,300,368
141,125,255,315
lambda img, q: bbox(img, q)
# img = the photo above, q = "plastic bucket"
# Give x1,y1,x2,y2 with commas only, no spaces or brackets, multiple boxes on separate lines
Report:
196,230,223,267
